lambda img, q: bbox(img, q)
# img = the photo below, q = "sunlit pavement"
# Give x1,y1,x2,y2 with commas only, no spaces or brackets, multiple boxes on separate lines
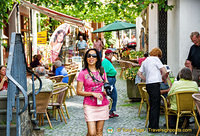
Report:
42,62,197,136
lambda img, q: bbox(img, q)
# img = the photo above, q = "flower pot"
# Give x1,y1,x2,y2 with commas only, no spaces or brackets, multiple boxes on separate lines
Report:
126,80,141,100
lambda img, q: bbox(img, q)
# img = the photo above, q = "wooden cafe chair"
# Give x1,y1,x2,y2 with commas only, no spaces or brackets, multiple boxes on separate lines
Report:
137,83,146,117
53,83,70,119
162,91,199,135
117,60,126,78
49,75,64,84
142,87,168,128
65,73,77,98
48,87,68,124
142,87,150,127
192,93,200,136
36,91,53,128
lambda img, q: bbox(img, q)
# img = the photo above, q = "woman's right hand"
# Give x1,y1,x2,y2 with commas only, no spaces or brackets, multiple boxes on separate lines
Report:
2,76,7,82
92,93,103,101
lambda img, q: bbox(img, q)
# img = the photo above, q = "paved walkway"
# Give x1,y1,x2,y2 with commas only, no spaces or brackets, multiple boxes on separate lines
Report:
42,62,198,136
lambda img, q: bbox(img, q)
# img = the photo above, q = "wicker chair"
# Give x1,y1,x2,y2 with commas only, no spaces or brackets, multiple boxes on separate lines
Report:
137,83,146,117
53,83,70,119
192,93,200,136
118,60,126,78
36,91,53,128
48,87,68,124
162,91,199,135
142,87,167,128
49,75,64,83
142,87,150,127
64,73,77,98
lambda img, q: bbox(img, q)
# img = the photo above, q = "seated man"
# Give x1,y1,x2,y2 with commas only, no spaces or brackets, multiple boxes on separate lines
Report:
54,60,69,83
34,66,53,92
167,67,199,128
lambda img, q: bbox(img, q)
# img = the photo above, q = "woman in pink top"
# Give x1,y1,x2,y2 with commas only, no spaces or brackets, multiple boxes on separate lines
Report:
77,48,109,136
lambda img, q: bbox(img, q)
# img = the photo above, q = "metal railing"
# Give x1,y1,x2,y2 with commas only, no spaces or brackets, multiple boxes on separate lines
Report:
6,33,42,136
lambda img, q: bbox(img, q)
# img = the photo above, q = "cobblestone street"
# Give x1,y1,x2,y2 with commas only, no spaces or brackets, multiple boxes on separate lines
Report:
42,62,198,136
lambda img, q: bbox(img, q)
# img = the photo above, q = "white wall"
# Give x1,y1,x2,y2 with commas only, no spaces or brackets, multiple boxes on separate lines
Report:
168,0,200,76
148,3,159,51
167,0,180,76
32,9,38,55
136,17,142,51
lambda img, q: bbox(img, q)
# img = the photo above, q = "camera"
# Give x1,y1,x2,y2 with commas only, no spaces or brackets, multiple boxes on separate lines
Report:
104,82,112,96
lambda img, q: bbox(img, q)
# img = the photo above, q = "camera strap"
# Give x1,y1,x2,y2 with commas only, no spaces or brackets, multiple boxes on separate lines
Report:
87,67,104,83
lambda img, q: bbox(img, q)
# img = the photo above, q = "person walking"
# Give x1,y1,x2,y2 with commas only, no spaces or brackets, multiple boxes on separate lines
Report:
93,36,104,59
137,47,167,132
102,49,119,118
77,35,87,57
77,48,109,136
186,31,200,86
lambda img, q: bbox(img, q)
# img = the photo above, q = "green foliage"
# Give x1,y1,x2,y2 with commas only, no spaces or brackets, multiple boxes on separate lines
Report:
124,66,140,80
0,0,174,29
1,43,8,48
104,32,112,47
0,0,19,29
129,50,144,59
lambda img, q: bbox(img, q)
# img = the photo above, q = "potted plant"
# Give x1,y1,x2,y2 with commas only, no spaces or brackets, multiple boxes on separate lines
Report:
123,66,141,100
129,50,144,60
121,48,130,60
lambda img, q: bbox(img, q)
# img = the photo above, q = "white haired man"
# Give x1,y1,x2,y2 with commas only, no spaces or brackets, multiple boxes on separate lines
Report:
34,66,53,92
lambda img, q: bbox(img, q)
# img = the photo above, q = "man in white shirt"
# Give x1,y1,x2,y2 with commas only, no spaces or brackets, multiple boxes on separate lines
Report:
77,36,88,57
121,34,129,47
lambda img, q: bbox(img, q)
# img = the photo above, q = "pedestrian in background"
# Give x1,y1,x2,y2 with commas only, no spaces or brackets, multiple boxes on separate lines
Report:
77,48,109,136
121,34,129,47
102,49,119,118
77,35,87,57
137,47,167,132
93,36,104,59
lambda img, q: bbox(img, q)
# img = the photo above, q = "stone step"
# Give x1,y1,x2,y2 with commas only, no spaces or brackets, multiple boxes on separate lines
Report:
0,95,28,109
0,109,17,123
0,124,16,136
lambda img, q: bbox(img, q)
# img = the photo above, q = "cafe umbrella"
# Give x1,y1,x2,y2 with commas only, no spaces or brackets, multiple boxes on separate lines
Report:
92,21,136,48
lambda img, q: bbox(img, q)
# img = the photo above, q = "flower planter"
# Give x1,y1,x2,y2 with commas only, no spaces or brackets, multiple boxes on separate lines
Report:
121,56,129,61
126,80,141,100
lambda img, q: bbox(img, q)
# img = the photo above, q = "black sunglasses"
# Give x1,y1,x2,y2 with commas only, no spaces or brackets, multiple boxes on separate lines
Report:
87,53,97,58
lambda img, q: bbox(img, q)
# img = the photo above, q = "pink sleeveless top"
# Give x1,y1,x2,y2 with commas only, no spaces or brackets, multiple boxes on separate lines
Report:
77,69,109,106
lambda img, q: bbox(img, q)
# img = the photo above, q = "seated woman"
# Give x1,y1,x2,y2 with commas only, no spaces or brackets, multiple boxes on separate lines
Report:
0,65,8,95
167,67,199,128
54,60,69,83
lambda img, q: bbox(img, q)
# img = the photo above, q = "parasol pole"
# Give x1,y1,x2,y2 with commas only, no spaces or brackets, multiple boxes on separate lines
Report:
117,31,121,59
